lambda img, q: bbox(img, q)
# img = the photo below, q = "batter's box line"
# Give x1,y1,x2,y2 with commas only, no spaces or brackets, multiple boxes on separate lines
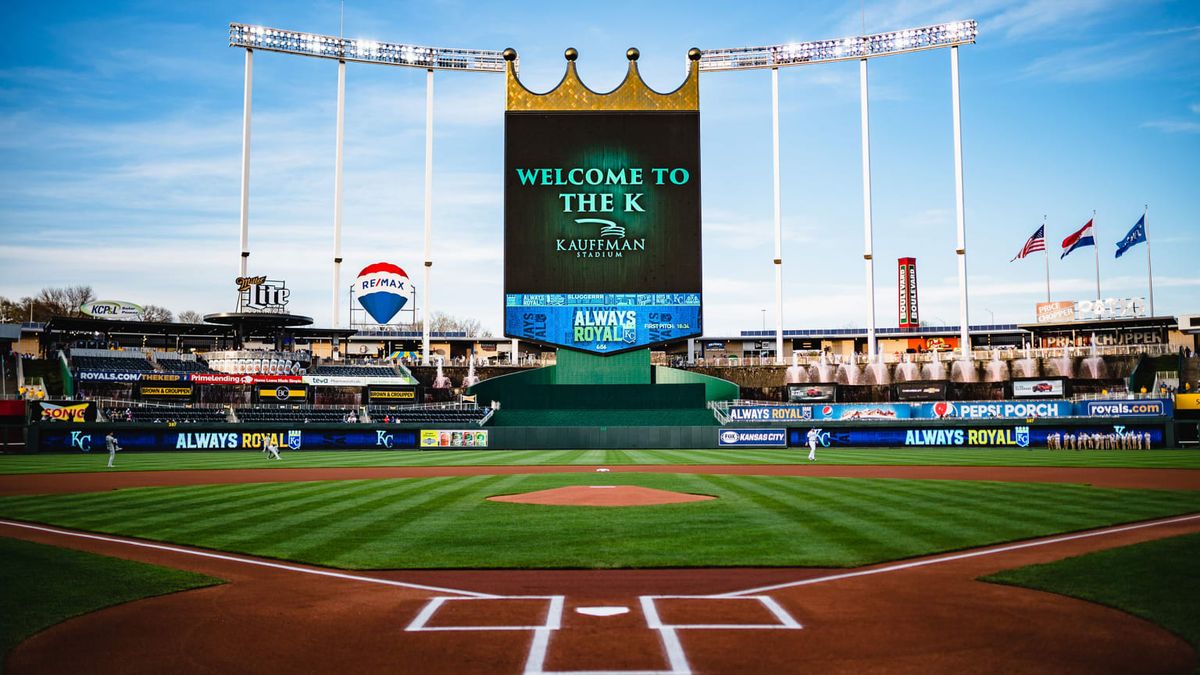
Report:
405,595,564,632
641,595,803,631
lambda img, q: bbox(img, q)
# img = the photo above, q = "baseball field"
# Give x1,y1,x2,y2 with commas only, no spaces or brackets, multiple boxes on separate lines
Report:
2,447,1198,674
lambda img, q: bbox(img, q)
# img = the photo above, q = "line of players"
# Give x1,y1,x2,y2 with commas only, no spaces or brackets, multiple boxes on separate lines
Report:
1046,431,1152,450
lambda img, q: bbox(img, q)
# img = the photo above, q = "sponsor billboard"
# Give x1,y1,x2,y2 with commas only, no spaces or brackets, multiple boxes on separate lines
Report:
420,429,489,448
41,427,420,452
356,262,414,324
898,257,919,328
503,110,702,355
728,405,813,423
79,300,144,321
76,371,144,382
1036,301,1075,323
718,428,787,447
894,382,948,402
33,401,96,423
367,386,419,403
1079,399,1172,417
304,375,416,387
788,424,1164,448
1177,394,1200,411
1012,378,1067,399
919,400,1072,419
137,385,194,399
812,404,909,421
787,384,836,403
235,275,290,313
254,384,309,403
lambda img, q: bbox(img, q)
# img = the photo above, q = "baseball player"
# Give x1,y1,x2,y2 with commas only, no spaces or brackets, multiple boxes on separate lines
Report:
265,437,282,460
806,428,820,461
105,431,121,468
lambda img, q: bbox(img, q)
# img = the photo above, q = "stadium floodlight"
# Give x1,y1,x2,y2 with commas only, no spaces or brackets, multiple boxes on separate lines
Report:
696,20,976,71
696,20,977,364
228,23,510,72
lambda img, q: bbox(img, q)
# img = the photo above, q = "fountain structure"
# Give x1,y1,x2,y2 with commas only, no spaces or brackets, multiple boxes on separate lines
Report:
983,349,1010,382
865,354,891,386
810,352,836,383
835,354,863,386
1080,335,1108,379
921,349,948,380
433,357,452,389
894,354,920,382
1047,347,1074,379
462,355,480,387
785,352,809,384
1012,344,1039,378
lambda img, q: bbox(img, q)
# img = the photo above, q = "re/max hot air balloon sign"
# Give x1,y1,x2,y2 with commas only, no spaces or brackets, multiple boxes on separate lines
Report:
355,262,414,324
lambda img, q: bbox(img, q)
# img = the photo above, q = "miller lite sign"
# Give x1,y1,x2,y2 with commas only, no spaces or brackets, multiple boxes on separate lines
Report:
898,257,919,329
235,275,290,313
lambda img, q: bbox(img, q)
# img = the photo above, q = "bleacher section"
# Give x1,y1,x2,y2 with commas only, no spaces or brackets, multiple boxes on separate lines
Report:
369,406,490,425
103,407,227,423
236,408,354,423
157,359,214,373
73,355,157,372
309,365,399,377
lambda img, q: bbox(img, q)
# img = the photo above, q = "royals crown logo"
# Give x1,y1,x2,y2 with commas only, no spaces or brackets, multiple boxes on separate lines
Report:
504,47,700,112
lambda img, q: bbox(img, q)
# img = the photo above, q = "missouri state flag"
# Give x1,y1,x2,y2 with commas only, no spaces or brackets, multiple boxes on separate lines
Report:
1060,219,1095,259
1114,215,1147,258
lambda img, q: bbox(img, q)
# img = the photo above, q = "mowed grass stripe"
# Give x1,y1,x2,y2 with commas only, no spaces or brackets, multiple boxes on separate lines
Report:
2,474,1199,569
6,448,1200,475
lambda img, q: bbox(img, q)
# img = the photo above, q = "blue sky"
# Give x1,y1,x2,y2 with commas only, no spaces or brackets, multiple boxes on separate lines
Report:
1,0,1198,335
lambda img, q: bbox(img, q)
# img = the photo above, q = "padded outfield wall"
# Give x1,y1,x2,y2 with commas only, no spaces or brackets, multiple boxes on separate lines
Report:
25,416,1176,451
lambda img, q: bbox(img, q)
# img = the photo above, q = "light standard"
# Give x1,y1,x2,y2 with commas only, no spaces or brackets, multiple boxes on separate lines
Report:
761,308,766,332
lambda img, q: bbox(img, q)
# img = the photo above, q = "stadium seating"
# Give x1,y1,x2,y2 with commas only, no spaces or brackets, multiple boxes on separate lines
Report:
368,406,490,425
157,359,214,373
309,365,400,377
236,408,355,423
103,408,227,423
73,355,157,372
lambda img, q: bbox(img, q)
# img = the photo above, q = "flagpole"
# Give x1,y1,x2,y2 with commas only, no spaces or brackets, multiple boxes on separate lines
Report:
1091,209,1101,298
1042,214,1050,302
1145,204,1155,316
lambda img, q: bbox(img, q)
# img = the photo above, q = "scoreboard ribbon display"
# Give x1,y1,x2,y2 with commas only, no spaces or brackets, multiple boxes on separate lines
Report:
504,110,703,355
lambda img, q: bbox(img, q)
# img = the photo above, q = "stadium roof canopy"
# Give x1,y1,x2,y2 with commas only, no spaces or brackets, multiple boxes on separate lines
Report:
41,316,356,341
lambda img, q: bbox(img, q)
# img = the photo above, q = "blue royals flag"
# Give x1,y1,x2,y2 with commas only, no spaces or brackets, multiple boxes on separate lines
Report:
1114,215,1147,258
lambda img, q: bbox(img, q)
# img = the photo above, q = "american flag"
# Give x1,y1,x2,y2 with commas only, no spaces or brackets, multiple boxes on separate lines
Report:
1010,224,1046,261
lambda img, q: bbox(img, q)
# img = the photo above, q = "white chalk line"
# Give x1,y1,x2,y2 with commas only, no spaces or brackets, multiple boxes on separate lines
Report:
720,512,1200,597
0,519,497,598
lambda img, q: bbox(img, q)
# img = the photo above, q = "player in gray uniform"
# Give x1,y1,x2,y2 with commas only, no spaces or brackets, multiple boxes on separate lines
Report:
105,432,121,468
806,428,820,461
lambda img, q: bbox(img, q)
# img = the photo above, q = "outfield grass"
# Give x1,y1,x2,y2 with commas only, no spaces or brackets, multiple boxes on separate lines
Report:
1,447,1199,474
985,532,1200,669
0,537,219,671
1,474,1198,569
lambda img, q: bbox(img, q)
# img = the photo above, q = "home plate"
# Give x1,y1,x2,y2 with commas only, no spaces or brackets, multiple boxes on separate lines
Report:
576,606,629,617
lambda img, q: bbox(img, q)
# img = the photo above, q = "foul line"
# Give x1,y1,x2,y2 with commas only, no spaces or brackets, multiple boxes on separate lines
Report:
0,519,497,598
720,512,1200,597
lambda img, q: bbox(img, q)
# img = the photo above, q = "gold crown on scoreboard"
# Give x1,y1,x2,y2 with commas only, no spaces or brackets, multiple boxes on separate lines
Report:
504,47,700,112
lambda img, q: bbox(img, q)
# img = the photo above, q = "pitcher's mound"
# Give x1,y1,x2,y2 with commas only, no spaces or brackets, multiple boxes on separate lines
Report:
488,485,716,507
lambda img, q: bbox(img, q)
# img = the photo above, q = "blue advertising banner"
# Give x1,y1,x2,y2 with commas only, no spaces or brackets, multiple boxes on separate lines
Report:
809,404,910,421
728,405,813,423
40,427,419,452
788,425,1164,448
718,428,787,447
1077,399,1172,417
914,400,1073,420
505,293,701,354
75,371,146,382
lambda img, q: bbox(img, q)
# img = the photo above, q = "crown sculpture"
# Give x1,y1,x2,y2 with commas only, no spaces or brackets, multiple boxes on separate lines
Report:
504,47,700,112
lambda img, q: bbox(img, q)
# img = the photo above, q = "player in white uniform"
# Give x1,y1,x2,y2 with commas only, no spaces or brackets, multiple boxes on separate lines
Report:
265,438,282,460
806,428,820,461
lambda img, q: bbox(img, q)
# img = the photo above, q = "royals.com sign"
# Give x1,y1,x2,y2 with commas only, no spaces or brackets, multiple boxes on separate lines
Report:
1080,399,1172,417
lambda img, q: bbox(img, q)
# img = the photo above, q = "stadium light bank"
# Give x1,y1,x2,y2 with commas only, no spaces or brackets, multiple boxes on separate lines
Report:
227,20,977,366
698,20,977,364
228,23,509,365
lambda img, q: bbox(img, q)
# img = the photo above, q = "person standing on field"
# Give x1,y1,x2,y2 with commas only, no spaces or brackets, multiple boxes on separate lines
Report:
265,437,282,460
806,428,820,461
105,431,121,468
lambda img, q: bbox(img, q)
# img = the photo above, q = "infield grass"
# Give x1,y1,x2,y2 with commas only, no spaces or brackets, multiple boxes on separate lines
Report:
985,532,1200,669
1,474,1198,569
0,537,219,672
2,448,1199,474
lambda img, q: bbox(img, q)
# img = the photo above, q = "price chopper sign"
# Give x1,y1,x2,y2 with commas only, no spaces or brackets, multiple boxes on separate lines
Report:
235,276,291,313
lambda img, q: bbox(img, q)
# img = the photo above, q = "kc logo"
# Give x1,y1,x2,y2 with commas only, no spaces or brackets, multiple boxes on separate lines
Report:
70,431,92,452
376,430,394,448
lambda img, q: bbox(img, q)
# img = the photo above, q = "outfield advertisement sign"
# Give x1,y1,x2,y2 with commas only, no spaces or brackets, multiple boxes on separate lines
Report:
918,400,1073,419
811,404,909,421
420,430,489,448
787,384,836,403
1012,378,1067,398
788,425,1164,448
894,382,948,402
718,428,787,447
76,370,144,382
40,427,420,452
728,405,813,422
33,401,96,423
305,375,418,387
1079,399,1172,417
503,110,702,354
